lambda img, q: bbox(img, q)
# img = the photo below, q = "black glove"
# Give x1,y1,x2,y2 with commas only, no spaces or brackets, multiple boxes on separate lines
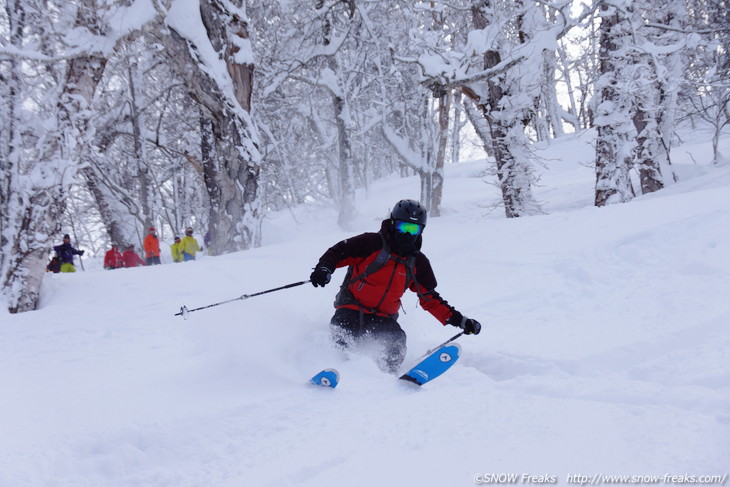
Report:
310,266,332,287
79,250,85,256
447,311,482,335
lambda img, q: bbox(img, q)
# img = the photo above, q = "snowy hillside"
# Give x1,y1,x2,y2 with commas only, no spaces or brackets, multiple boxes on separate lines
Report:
1,131,729,487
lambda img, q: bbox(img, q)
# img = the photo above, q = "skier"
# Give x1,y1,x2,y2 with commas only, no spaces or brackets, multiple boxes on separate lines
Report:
309,199,481,373
143,227,161,265
122,245,146,268
53,234,85,273
104,244,124,270
170,236,183,263
179,227,202,261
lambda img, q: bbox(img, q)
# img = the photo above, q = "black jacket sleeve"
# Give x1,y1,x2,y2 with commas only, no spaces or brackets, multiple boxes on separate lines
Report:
316,232,382,271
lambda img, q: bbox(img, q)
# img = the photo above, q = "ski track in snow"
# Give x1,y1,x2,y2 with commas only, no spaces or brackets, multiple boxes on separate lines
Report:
1,133,729,486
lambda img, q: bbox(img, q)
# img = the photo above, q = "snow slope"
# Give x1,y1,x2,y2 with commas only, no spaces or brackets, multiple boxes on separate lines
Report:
1,132,729,486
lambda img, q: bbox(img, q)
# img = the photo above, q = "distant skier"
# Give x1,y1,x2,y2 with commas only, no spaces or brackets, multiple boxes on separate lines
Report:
143,227,161,265
179,227,203,261
309,199,481,373
170,236,183,263
53,234,85,273
122,245,146,268
104,244,124,270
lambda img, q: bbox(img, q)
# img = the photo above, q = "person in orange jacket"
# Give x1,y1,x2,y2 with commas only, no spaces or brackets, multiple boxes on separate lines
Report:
122,245,146,268
143,227,161,265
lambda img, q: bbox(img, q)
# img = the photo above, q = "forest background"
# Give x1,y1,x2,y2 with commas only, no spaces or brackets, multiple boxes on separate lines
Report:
1,0,728,313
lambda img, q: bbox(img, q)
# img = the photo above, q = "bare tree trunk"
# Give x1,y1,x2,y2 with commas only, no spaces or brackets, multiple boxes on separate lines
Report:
3,0,108,313
0,0,23,288
127,62,152,229
431,91,451,216
594,1,635,207
463,99,493,158
82,167,135,246
468,1,539,218
162,0,262,254
333,89,356,229
556,40,581,132
451,91,466,164
542,50,565,139
633,96,664,195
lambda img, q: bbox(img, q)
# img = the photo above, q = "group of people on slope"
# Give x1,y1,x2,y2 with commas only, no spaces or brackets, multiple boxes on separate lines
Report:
170,227,205,263
104,227,204,269
47,234,85,273
47,227,205,273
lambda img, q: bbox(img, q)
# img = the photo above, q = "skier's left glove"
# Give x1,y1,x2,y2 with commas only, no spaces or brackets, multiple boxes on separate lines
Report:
447,311,482,335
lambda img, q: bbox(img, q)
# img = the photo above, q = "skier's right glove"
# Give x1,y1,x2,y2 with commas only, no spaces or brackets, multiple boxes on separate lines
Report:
310,265,333,287
447,311,482,335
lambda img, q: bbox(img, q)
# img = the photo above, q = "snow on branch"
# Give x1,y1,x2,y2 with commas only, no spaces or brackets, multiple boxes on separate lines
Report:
381,121,428,173
0,0,158,62
165,0,251,115
643,22,730,35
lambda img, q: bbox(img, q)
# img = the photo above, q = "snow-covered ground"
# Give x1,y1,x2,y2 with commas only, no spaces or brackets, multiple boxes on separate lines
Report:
1,130,729,486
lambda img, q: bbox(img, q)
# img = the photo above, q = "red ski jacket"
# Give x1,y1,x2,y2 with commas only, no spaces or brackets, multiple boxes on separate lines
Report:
104,247,123,269
316,220,455,324
122,248,146,268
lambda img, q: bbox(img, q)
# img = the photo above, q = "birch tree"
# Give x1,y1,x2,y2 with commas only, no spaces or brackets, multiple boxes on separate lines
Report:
1,0,110,312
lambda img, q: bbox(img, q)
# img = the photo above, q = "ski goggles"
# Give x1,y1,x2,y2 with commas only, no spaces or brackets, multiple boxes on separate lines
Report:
394,220,423,236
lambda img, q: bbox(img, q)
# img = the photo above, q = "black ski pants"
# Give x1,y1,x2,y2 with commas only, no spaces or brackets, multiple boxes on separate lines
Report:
329,307,407,374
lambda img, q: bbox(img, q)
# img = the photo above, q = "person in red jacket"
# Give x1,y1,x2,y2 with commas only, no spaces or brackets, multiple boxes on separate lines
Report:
310,199,481,373
122,245,146,268
104,244,124,270
143,227,161,265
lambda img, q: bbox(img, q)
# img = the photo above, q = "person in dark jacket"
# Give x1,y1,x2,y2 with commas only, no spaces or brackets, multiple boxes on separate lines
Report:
53,234,85,273
310,199,481,373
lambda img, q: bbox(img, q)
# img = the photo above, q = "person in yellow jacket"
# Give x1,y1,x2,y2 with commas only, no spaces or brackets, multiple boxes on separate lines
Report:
170,236,183,263
180,227,203,261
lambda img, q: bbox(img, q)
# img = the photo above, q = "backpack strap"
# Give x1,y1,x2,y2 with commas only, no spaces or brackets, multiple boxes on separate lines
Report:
335,234,396,318
344,233,391,287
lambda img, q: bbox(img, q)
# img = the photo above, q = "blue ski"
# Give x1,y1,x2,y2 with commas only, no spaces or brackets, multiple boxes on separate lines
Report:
310,368,340,388
399,343,461,386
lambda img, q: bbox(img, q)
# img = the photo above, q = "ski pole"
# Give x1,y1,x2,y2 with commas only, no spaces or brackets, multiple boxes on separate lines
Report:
175,280,310,317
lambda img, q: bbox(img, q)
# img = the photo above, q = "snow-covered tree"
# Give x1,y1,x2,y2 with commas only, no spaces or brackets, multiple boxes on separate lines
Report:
682,0,730,163
1,0,112,312
454,0,551,217
594,0,636,207
159,0,263,253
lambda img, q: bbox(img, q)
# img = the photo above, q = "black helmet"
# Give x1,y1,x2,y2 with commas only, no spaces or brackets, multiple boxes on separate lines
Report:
390,199,427,227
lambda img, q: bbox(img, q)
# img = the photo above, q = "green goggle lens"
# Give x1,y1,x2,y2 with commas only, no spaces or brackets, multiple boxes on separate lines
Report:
395,220,423,236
